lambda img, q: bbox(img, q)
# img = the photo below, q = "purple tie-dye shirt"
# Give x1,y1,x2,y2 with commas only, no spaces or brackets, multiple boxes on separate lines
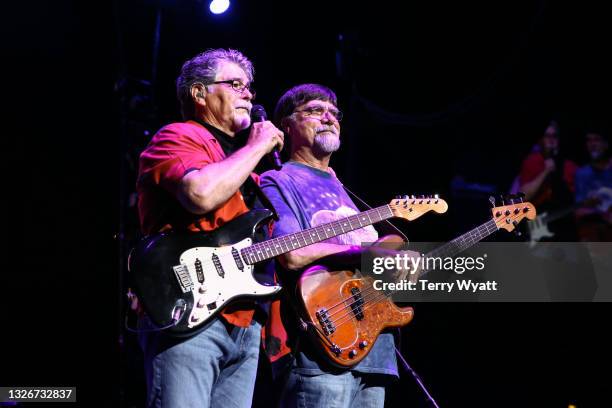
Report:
260,161,398,377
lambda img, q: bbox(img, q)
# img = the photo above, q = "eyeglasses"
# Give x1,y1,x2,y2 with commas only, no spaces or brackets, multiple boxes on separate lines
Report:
293,106,343,122
206,79,255,97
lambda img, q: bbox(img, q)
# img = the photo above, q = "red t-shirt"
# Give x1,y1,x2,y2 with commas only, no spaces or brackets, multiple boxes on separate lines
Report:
519,152,578,206
137,120,258,327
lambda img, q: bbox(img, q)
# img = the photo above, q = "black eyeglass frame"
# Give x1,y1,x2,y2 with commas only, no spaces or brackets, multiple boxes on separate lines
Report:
203,79,255,96
292,106,343,122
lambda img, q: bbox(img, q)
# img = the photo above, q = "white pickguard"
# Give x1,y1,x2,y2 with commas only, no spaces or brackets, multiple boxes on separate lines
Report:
177,237,281,328
528,211,553,247
592,187,612,213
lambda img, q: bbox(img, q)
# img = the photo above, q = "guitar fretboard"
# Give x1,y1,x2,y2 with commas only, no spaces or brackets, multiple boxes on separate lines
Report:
241,205,394,265
426,219,498,261
379,219,499,294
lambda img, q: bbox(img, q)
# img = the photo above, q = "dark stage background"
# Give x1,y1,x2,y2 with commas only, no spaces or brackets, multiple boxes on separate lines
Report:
3,1,611,407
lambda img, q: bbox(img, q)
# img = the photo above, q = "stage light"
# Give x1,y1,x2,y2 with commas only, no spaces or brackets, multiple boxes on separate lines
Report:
209,0,230,14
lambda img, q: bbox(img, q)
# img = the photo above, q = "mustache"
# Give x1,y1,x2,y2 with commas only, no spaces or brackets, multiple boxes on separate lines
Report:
236,104,253,112
315,126,338,135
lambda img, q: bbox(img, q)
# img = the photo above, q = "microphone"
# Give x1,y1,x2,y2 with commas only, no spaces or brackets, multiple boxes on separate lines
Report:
251,104,282,170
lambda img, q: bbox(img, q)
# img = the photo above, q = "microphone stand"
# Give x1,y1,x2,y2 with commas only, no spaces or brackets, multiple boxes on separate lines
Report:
395,347,441,408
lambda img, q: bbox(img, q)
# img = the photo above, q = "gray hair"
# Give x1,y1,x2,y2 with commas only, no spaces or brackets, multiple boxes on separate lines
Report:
176,48,254,120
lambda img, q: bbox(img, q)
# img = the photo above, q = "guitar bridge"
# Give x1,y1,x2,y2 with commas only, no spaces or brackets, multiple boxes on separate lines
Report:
316,308,336,336
173,264,194,293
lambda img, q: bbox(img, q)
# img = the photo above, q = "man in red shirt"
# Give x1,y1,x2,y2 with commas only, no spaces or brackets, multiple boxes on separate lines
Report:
136,48,284,408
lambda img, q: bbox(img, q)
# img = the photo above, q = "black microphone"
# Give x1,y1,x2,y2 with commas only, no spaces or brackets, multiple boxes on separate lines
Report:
251,104,282,170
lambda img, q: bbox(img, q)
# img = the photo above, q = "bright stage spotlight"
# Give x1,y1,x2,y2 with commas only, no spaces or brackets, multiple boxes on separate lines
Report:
209,0,230,14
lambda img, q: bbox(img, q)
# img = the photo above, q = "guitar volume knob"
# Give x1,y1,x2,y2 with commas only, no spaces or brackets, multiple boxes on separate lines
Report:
359,341,368,349
348,349,358,358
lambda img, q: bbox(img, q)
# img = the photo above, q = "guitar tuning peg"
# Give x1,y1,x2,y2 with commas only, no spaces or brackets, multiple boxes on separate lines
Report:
489,196,496,207
434,193,439,199
499,194,506,206
395,195,402,199
517,192,525,203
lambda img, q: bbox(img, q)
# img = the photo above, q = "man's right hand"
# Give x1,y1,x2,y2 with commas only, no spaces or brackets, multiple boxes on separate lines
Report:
248,120,284,155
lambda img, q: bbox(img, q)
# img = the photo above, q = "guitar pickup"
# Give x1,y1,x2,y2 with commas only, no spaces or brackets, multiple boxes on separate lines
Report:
350,287,364,320
231,247,244,271
212,253,225,278
194,258,204,283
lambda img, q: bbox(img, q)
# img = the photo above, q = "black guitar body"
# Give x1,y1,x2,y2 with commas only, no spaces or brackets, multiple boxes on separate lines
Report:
128,209,275,337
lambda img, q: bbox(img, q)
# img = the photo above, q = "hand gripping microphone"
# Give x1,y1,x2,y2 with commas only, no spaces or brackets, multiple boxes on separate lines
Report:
251,104,282,170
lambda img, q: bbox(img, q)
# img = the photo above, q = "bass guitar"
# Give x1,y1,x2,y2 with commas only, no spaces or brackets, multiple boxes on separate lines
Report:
297,196,536,367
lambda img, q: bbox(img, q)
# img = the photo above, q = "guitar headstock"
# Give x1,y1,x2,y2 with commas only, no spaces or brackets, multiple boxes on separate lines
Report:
490,194,537,232
389,194,449,221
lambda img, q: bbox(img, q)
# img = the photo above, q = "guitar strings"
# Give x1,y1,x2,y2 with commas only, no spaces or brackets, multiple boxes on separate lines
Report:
172,202,429,288
319,222,493,316
323,217,508,330
324,286,393,329
180,208,522,331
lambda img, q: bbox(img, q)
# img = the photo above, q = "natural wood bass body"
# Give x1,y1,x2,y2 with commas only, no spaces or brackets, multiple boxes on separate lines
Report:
296,198,536,368
297,267,413,368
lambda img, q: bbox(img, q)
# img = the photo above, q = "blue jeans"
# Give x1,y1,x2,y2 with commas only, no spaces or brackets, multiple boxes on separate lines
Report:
138,317,261,408
279,370,389,408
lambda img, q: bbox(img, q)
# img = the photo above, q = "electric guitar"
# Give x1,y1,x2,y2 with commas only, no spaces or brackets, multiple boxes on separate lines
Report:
297,197,536,367
527,186,612,246
128,195,448,336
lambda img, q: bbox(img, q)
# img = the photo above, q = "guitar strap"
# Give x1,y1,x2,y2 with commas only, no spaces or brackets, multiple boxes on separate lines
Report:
189,175,278,234
245,175,279,221
333,180,414,371
339,183,409,242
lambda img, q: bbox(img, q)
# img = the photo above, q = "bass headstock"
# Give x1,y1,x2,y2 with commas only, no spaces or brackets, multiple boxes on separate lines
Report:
490,193,537,232
389,194,449,221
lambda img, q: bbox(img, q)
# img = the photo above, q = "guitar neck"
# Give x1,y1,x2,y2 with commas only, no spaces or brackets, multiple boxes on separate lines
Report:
241,205,394,265
420,219,498,275
541,204,579,223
